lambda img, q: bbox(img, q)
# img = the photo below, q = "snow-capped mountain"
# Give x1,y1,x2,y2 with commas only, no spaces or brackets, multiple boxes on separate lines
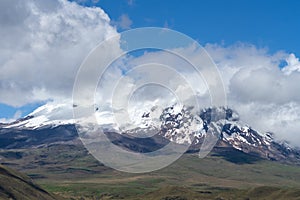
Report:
123,105,300,161
1,102,75,129
0,103,299,162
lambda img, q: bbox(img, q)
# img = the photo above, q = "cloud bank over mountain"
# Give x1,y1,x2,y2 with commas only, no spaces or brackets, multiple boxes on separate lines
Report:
0,0,300,146
205,44,300,146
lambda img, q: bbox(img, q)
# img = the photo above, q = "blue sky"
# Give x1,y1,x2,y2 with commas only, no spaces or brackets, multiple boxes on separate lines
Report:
0,103,45,120
1,0,300,121
80,0,300,55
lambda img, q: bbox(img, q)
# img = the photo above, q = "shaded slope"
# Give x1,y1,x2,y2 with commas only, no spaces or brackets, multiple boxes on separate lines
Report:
0,165,59,200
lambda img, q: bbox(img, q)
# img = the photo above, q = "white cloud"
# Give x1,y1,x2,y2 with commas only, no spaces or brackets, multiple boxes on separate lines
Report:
205,44,300,147
282,53,300,75
113,14,133,30
92,42,300,147
0,0,118,107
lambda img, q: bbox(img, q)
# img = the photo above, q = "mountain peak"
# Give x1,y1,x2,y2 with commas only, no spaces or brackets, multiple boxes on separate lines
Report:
1,103,299,163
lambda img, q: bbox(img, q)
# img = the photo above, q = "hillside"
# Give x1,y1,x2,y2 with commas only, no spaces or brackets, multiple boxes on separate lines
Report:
2,144,300,199
0,165,59,200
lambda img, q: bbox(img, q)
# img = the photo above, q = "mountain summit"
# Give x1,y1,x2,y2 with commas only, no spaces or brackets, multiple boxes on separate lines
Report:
0,103,299,163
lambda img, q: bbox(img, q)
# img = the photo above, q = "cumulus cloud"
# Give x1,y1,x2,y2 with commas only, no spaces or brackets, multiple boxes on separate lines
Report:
282,53,300,75
0,0,118,107
205,44,300,147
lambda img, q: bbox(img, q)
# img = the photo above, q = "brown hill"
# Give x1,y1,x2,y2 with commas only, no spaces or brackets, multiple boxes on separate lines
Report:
0,165,59,200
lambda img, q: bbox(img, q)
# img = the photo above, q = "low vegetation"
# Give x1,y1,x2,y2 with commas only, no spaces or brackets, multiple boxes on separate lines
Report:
1,144,300,199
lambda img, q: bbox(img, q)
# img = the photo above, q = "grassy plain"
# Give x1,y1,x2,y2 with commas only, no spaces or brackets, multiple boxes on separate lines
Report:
1,144,300,199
